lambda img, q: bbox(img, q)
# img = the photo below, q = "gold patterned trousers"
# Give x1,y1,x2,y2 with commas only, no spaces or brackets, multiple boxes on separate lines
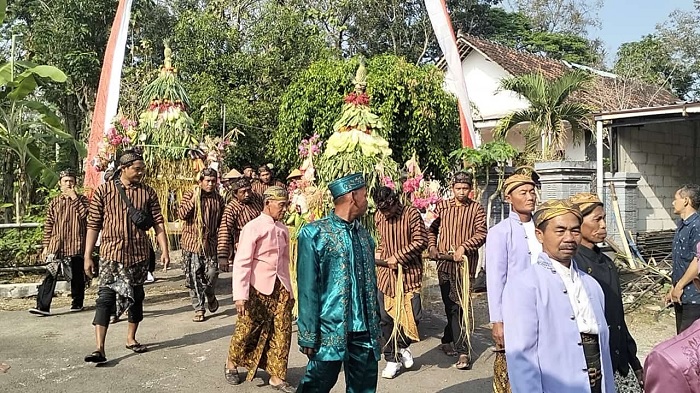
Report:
227,279,293,381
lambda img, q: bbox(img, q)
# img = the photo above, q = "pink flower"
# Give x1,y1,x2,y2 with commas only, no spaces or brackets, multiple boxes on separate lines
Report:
382,176,396,190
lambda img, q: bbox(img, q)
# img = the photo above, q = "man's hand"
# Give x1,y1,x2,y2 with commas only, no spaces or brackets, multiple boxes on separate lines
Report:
453,246,466,262
491,322,505,350
235,300,247,317
428,246,439,260
387,256,399,270
84,257,95,279
62,185,78,199
634,369,644,387
670,284,684,303
219,258,231,272
161,252,170,271
301,346,316,359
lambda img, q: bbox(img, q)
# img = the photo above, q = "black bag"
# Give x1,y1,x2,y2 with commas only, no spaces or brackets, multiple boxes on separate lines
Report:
115,180,154,231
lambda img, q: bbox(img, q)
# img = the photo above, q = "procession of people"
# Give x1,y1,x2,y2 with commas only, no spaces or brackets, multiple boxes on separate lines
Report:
26,152,700,392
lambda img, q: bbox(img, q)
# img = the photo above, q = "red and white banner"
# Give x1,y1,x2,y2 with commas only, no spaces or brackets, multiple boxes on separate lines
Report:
424,0,479,148
84,0,134,192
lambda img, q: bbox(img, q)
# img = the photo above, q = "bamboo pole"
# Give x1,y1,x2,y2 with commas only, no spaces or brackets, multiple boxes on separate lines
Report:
608,183,637,269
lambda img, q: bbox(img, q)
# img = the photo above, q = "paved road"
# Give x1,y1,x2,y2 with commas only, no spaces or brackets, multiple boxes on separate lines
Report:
0,267,496,393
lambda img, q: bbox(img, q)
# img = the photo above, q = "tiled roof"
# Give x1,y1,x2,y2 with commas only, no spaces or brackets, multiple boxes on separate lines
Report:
449,34,679,111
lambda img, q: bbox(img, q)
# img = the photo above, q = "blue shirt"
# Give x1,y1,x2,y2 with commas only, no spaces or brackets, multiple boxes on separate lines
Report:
672,212,700,304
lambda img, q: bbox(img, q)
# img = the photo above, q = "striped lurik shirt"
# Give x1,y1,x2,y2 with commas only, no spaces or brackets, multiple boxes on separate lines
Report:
375,204,428,297
251,179,285,196
428,198,487,277
42,194,89,257
216,194,263,260
87,180,165,266
178,189,225,257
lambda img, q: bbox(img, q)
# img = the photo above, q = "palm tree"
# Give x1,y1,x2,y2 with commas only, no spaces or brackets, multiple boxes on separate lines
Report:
493,70,593,161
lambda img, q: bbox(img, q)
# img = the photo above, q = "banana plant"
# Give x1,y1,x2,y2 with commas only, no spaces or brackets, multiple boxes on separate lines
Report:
0,59,84,220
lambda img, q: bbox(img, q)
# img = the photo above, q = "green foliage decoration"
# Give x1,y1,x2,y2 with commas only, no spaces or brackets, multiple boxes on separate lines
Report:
274,55,460,179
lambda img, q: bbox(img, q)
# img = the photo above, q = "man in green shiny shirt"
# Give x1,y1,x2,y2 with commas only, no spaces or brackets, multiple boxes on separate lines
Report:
296,173,382,393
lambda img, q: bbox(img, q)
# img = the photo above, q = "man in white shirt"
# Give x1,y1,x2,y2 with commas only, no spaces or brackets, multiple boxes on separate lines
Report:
502,199,614,393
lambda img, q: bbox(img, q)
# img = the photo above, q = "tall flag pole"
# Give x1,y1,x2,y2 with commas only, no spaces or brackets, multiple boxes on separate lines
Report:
424,0,478,148
84,0,134,192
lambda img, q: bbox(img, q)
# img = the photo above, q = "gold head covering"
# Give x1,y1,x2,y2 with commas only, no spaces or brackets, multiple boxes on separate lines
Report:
263,186,288,201
534,199,583,227
569,192,604,216
503,174,536,195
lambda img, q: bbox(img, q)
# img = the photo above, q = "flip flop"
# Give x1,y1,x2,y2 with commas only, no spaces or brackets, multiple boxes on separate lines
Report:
455,354,472,370
208,297,219,313
224,366,241,385
193,312,206,322
271,381,296,392
84,351,107,364
125,343,148,353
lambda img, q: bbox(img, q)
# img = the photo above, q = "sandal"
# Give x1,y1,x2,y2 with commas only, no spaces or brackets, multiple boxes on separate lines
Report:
208,297,219,313
84,351,107,364
271,381,296,393
224,366,241,385
455,354,472,370
125,342,148,353
440,343,458,357
192,312,206,322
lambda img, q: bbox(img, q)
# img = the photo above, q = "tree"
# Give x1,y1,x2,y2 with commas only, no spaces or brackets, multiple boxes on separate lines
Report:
493,70,593,161
274,55,460,179
171,1,334,169
613,35,693,99
654,8,700,99
506,0,603,35
523,31,600,65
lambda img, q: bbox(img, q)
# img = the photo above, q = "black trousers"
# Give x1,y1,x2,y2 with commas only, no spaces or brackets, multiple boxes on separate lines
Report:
438,275,468,355
36,256,85,311
376,288,422,362
674,303,700,333
92,286,145,326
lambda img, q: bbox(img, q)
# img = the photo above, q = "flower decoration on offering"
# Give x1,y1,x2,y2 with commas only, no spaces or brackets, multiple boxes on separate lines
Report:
401,154,443,225
93,113,138,172
186,130,241,174
316,59,398,197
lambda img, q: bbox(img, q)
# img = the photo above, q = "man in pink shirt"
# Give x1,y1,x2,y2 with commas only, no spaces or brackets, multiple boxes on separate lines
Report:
644,318,700,393
224,186,295,392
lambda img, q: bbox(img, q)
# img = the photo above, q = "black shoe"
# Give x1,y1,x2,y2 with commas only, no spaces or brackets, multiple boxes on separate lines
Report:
70,306,84,312
28,308,51,316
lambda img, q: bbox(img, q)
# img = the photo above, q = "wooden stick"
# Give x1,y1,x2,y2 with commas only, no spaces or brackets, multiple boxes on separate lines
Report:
608,183,637,269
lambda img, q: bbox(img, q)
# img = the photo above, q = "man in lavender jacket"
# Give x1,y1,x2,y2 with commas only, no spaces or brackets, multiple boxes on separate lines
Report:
485,173,540,392
503,199,614,393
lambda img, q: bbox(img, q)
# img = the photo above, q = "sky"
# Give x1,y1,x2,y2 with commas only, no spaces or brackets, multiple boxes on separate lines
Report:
597,0,696,62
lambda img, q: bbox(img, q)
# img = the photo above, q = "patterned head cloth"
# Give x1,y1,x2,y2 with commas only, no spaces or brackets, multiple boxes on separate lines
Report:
569,192,604,216
58,168,77,180
533,199,583,227
118,150,143,167
328,173,366,199
263,186,288,201
503,174,536,195
230,177,251,191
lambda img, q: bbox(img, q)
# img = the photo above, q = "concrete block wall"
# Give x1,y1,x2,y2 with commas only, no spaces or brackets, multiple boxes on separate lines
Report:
616,121,700,231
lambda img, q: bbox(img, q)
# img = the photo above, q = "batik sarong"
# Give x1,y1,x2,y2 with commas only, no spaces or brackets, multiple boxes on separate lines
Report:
493,351,512,393
98,258,148,318
227,279,293,381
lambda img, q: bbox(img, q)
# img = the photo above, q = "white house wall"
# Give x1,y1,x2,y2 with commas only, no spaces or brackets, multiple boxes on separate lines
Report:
616,121,700,231
449,50,586,160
